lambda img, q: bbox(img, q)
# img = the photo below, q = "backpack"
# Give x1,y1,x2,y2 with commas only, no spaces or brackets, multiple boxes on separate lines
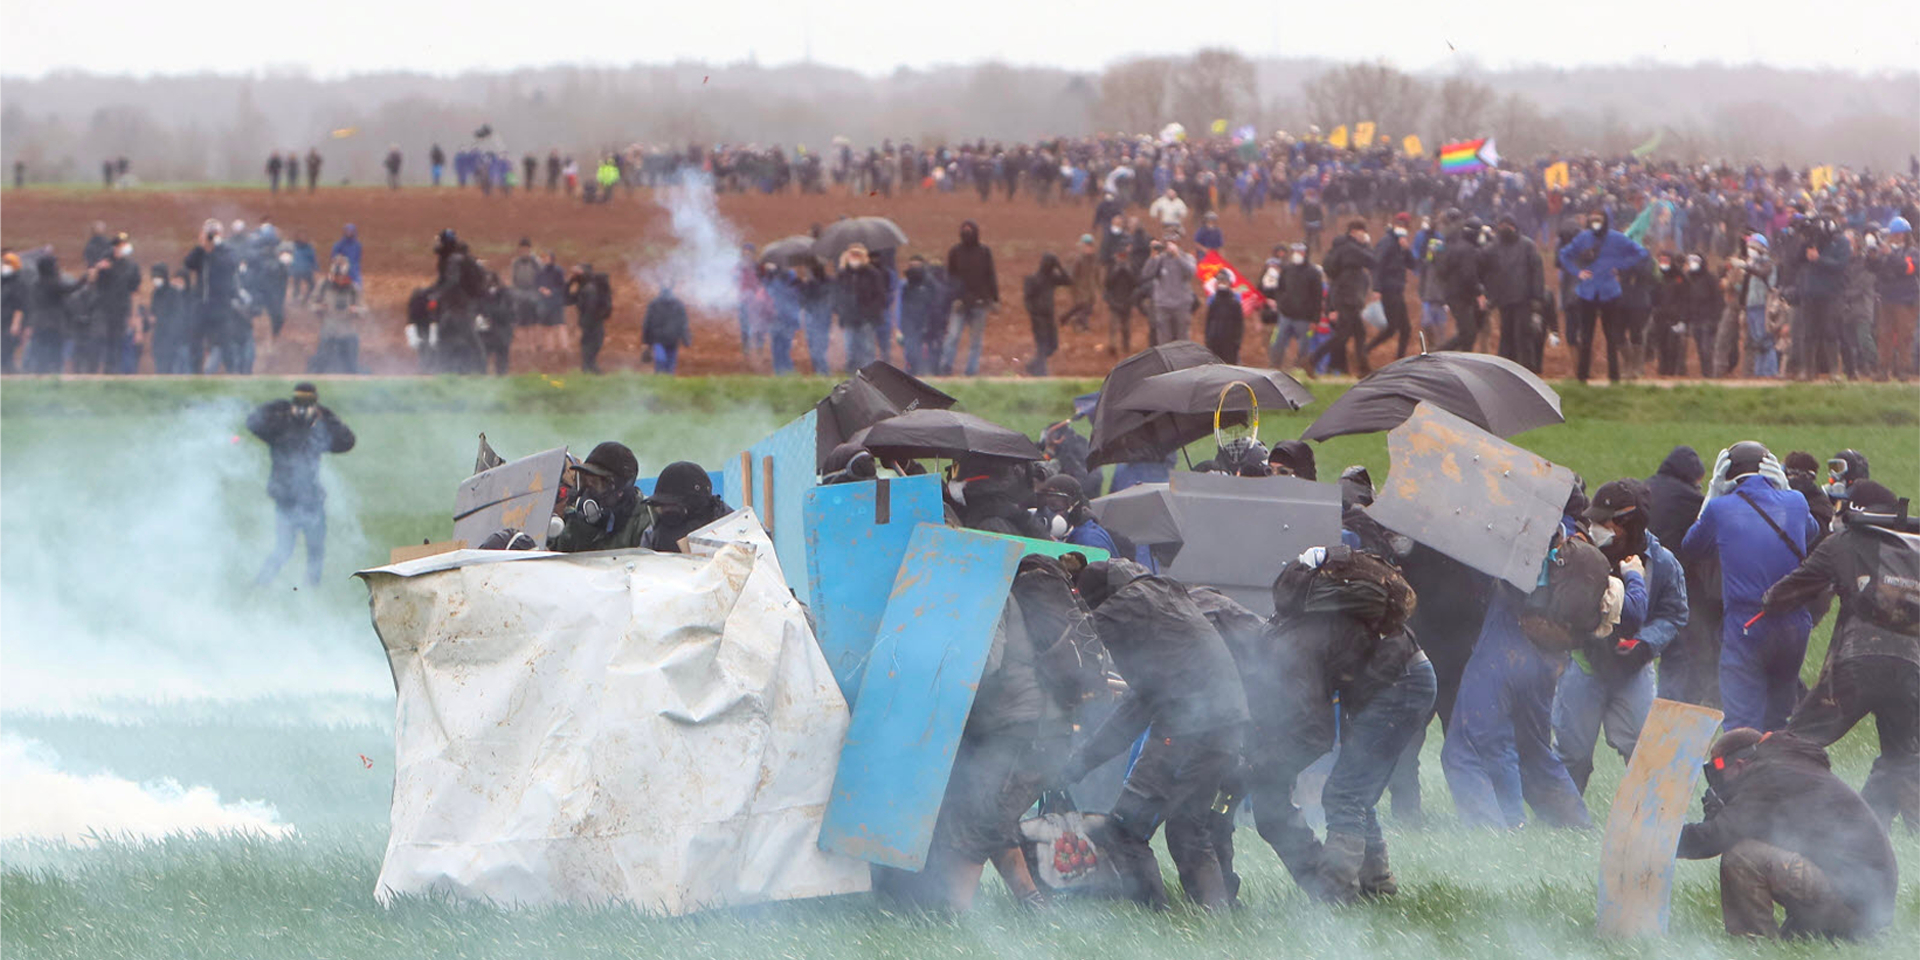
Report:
1519,536,1611,654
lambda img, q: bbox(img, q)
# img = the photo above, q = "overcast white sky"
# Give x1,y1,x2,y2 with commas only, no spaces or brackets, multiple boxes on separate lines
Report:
3,0,1916,78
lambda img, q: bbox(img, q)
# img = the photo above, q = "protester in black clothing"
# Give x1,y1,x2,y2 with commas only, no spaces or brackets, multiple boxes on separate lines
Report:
1646,446,1720,707
1367,215,1418,360
1059,560,1249,911
1678,729,1897,939
384,146,402,189
566,263,614,373
639,461,729,553
1102,256,1138,356
1202,276,1244,363
641,284,692,374
1482,215,1546,370
82,222,112,266
1437,219,1489,353
248,383,355,588
1767,481,1919,831
22,256,79,373
426,230,488,373
1023,252,1071,375
1,251,27,373
1308,220,1378,376
305,148,321,191
76,233,140,373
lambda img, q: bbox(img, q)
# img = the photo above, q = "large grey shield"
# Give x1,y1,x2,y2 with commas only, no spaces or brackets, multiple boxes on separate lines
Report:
453,447,568,548
1163,471,1341,616
1366,402,1573,592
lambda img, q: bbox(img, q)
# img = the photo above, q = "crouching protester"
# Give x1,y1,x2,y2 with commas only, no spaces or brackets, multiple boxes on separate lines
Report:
1056,560,1249,911
546,442,649,552
1552,479,1689,795
1246,546,1435,903
1767,480,1920,832
1678,729,1897,940
878,555,1105,912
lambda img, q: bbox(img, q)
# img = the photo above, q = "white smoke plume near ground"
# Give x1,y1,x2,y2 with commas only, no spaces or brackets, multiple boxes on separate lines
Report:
634,169,746,315
0,735,294,844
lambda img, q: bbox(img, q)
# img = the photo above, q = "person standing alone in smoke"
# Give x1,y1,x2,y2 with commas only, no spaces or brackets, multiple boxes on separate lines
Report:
249,383,355,589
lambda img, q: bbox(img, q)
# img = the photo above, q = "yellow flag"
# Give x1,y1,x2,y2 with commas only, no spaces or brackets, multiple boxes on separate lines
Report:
1210,118,1229,136
1328,125,1349,149
1354,121,1377,148
1402,134,1425,157
1544,161,1570,191
1809,165,1834,192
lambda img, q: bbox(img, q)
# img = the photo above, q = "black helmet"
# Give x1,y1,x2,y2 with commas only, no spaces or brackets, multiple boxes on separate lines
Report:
435,228,459,253
649,460,713,507
1829,449,1870,482
577,441,639,486
1726,441,1771,481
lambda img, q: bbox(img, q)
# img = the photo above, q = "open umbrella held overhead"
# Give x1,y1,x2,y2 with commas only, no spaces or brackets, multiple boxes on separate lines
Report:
812,217,909,262
1086,342,1226,467
849,409,1044,463
1300,351,1562,442
759,235,820,268
1117,364,1314,416
814,362,957,468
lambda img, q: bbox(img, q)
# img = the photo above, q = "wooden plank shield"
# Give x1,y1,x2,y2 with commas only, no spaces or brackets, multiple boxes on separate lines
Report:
818,524,1023,869
802,475,945,704
1596,698,1724,937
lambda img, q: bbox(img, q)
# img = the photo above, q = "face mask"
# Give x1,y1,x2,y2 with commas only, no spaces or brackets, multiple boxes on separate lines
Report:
1290,253,1305,264
4,265,16,277
152,278,166,289
1825,481,1849,501
117,244,133,258
946,480,968,507
1589,222,1605,234
1687,256,1703,272
1658,262,1672,273
1590,525,1615,549
280,253,293,265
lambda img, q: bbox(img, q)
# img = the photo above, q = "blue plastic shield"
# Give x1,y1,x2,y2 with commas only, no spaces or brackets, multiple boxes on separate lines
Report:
818,525,1023,869
803,475,946,703
722,410,819,607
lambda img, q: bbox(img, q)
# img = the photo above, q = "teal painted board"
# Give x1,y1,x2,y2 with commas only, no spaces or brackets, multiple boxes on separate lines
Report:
819,525,1023,870
1596,699,1725,937
722,410,818,606
971,530,1109,564
803,475,946,704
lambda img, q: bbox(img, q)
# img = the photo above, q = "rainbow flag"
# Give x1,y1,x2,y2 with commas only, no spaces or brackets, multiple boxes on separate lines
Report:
1440,137,1498,174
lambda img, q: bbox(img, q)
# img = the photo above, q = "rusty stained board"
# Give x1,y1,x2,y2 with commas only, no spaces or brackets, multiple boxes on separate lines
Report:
1367,402,1574,591
818,524,1022,870
802,474,946,705
451,447,568,549
1596,698,1724,938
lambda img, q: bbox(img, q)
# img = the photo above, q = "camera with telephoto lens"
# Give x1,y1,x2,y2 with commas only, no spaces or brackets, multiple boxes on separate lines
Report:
1794,215,1836,250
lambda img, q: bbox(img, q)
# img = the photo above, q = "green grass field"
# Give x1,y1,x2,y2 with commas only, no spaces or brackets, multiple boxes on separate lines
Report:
2,375,1916,960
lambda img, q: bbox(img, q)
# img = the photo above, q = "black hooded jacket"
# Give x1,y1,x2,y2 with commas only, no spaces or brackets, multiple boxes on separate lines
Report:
1262,555,1421,765
1321,234,1377,307
1645,446,1705,550
246,400,355,506
1678,734,1896,933
945,221,998,306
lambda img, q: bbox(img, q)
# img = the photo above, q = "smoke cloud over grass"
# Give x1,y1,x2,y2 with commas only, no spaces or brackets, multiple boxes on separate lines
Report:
1,735,294,844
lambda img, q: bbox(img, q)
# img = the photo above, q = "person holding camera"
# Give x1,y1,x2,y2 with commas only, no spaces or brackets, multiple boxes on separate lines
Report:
1793,207,1855,380
248,383,355,587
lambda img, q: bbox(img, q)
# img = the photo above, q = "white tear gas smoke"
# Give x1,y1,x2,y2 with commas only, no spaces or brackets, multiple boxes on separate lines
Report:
634,169,746,315
0,735,294,844
0,398,391,717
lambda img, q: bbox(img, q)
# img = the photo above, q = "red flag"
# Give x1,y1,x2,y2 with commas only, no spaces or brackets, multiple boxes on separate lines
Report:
1196,249,1268,317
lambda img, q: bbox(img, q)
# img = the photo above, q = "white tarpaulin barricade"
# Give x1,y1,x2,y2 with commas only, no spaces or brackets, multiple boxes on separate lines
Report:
357,528,870,915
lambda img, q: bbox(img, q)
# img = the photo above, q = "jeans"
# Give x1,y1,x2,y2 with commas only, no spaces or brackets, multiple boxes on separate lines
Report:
769,322,796,375
843,324,877,373
1420,300,1448,332
803,307,833,374
257,499,325,587
1269,317,1314,368
1551,661,1655,795
1323,658,1437,841
942,301,990,375
1719,603,1811,733
1147,304,1188,346
652,342,679,374
1746,304,1778,377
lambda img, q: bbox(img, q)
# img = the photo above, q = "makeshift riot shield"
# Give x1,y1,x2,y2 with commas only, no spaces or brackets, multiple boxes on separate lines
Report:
802,475,946,703
1367,402,1575,592
819,525,1023,869
452,447,568,548
972,531,1110,564
722,410,818,606
1163,471,1341,616
1597,699,1724,938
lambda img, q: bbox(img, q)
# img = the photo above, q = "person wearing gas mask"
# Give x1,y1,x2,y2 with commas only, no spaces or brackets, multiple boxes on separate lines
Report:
1245,546,1434,904
1480,214,1547,371
639,461,729,554
1443,515,1618,830
1557,210,1651,383
948,457,1048,540
1551,480,1688,795
1678,728,1896,940
1682,441,1820,732
819,442,877,486
547,442,648,553
1762,480,1920,833
1823,449,1871,511
1793,206,1855,380
1056,559,1248,911
248,383,356,588
1780,452,1836,543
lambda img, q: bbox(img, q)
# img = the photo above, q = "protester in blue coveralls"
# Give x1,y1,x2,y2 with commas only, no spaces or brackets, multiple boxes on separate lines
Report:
1558,210,1649,383
1443,497,1618,830
1551,479,1689,795
1681,441,1819,733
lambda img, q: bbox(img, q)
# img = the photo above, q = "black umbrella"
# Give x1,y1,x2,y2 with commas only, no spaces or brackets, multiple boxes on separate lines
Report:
1117,364,1314,415
1300,351,1563,442
759,235,818,268
1086,342,1228,468
849,409,1044,463
813,362,958,468
812,217,909,261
